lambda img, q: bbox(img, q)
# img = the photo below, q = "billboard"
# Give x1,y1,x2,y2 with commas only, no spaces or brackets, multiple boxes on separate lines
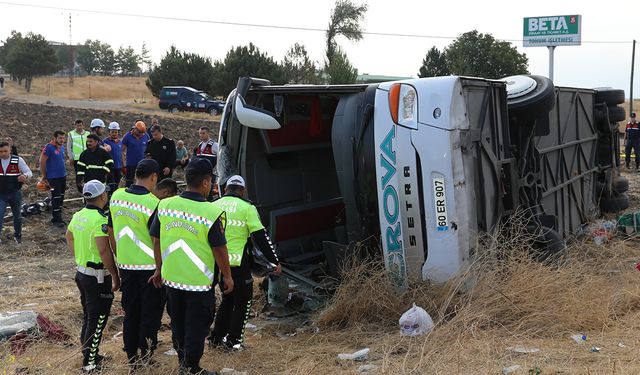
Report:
523,15,581,47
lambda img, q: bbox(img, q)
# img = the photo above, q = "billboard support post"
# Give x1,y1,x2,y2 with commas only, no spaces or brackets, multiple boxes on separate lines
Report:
548,46,555,81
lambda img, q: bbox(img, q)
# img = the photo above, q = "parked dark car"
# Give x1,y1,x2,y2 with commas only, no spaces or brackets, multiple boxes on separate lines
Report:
158,86,225,116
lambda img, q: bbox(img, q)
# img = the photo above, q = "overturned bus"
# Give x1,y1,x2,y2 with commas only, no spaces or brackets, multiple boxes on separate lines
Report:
215,75,627,288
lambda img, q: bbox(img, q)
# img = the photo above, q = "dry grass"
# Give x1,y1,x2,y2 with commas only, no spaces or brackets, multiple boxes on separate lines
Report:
5,76,152,102
317,211,640,373
4,187,640,373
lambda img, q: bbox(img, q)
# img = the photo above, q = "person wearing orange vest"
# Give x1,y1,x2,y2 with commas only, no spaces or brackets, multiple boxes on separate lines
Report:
0,140,32,244
625,112,640,170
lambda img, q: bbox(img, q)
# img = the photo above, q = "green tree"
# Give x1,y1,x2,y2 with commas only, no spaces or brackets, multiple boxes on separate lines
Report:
146,46,215,97
140,41,152,73
282,43,319,84
209,43,284,97
325,48,358,84
444,30,529,78
55,44,75,75
0,31,25,83
115,46,140,76
417,46,450,78
96,43,116,75
76,39,99,74
4,32,61,91
0,31,23,70
325,0,368,65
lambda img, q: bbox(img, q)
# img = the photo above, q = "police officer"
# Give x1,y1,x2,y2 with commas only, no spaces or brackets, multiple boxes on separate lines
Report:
208,175,281,350
66,180,119,373
149,159,233,375
625,112,640,170
108,159,163,370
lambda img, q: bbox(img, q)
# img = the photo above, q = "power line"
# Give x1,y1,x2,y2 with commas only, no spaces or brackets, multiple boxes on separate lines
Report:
0,1,635,45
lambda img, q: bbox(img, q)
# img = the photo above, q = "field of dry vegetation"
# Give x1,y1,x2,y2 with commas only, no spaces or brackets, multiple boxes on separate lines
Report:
4,76,153,103
4,198,640,374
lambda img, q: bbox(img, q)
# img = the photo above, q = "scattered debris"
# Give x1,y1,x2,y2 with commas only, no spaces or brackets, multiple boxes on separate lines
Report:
399,303,433,336
220,368,247,375
503,365,522,374
590,346,601,353
337,348,370,361
0,311,69,354
507,346,540,354
585,220,616,245
21,303,38,308
245,323,258,331
617,212,640,235
618,342,627,348
358,364,378,372
164,348,178,356
570,334,587,344
112,331,123,341
0,311,37,340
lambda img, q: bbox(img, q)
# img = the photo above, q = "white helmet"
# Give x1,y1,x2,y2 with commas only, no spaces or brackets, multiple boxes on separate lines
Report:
108,121,120,130
90,118,105,128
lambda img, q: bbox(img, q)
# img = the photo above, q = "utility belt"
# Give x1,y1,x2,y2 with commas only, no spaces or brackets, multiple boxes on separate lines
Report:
77,264,110,284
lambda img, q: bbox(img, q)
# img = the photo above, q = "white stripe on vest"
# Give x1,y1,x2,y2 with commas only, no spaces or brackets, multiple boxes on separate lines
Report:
116,226,155,259
161,239,215,281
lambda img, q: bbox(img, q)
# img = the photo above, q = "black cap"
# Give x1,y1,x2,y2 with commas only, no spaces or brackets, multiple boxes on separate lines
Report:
185,158,213,176
632,112,637,118
136,159,160,176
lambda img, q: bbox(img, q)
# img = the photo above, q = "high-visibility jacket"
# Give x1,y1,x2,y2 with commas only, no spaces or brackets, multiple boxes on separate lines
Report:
68,206,109,267
68,130,88,161
158,196,225,291
213,195,264,266
110,188,159,270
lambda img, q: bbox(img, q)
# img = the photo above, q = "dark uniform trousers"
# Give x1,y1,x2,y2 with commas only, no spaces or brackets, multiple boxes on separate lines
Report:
49,177,66,222
211,266,253,344
124,167,136,188
120,269,165,359
107,168,122,194
626,138,640,168
75,272,114,367
166,287,216,368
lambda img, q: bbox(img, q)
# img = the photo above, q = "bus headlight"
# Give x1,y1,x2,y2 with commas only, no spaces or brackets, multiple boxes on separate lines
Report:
389,83,418,129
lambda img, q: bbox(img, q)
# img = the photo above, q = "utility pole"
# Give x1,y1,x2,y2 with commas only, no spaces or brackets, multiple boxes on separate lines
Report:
69,13,74,86
631,39,636,117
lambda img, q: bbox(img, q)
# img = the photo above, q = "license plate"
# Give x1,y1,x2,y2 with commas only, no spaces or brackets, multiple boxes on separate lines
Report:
432,178,448,231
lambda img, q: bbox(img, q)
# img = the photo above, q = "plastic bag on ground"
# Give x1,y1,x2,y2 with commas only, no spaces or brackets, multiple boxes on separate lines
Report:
399,303,434,336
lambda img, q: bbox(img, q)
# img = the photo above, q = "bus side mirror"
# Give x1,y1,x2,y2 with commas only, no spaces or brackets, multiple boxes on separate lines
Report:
234,94,281,130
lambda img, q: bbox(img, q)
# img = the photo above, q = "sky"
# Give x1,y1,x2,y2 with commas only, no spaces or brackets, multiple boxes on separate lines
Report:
1,0,639,100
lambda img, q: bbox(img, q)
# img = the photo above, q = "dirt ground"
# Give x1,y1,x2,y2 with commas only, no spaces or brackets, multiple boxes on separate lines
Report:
4,100,640,374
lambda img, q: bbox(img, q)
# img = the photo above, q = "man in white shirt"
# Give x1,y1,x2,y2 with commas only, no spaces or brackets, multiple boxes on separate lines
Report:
0,140,33,244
